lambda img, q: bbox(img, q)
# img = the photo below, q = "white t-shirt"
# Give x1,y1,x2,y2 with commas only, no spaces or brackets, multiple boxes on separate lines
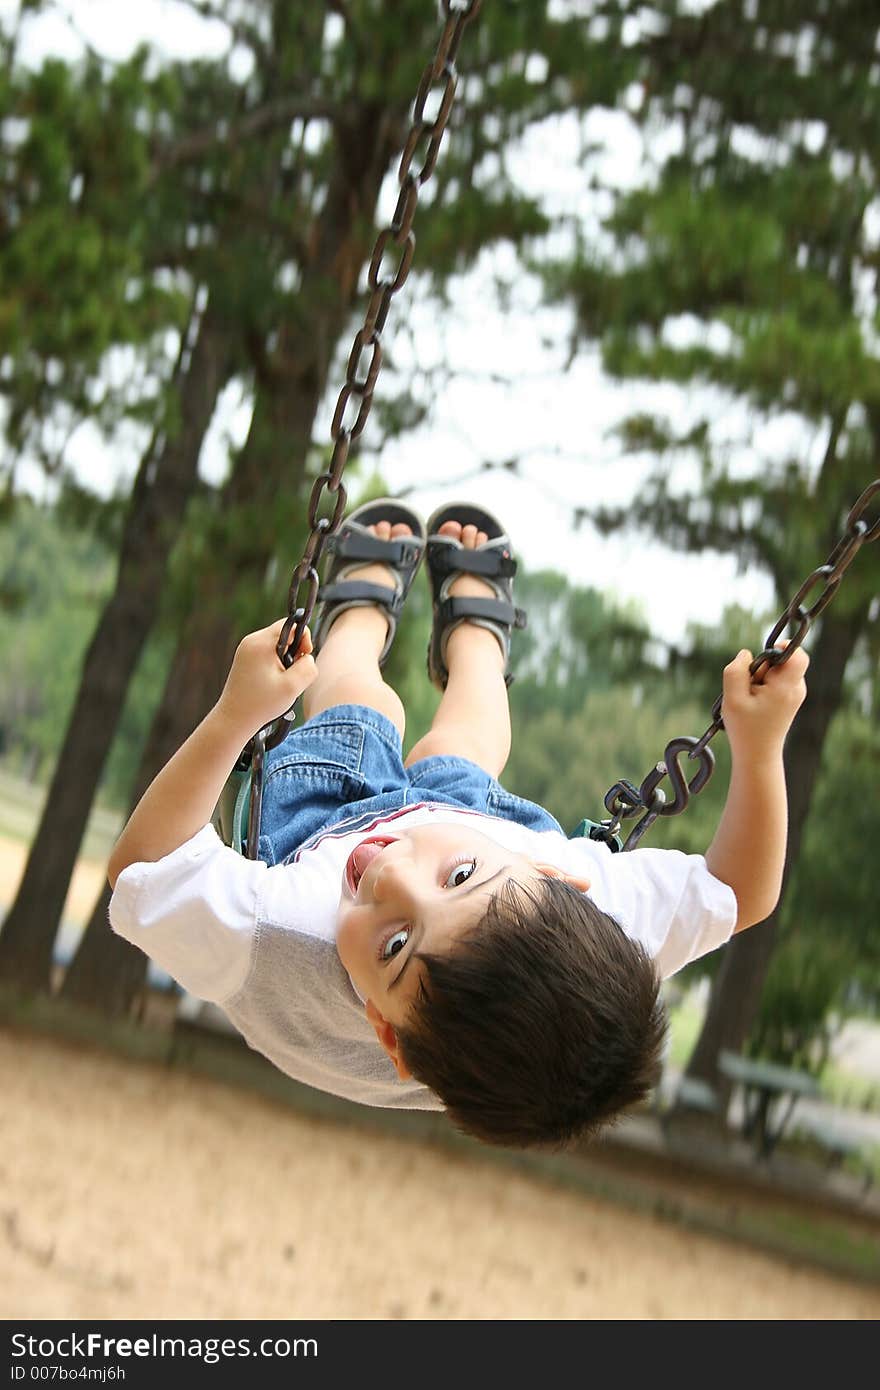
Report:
109,801,737,1111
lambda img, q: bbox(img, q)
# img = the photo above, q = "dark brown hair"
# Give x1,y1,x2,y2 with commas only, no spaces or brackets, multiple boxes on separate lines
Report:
395,874,667,1149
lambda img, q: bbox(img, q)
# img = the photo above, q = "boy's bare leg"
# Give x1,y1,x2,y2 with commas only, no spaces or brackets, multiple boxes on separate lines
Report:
403,522,511,780
300,521,411,738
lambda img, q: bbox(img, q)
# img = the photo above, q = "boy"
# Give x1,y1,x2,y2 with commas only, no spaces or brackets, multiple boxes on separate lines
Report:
108,498,808,1149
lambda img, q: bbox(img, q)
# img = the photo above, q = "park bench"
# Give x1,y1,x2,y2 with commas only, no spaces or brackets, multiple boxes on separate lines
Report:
791,1112,877,1194
718,1050,820,1158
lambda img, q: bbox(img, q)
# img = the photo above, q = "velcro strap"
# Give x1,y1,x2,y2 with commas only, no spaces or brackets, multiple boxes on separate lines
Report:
427,543,517,579
320,579,404,614
328,529,421,567
437,595,526,629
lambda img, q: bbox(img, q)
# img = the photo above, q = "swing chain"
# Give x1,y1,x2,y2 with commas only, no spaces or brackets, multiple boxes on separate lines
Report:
242,0,484,855
607,479,880,852
270,0,484,700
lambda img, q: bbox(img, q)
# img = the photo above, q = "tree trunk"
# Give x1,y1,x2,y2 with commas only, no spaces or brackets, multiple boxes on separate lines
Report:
683,599,870,1105
0,305,232,995
61,616,238,1014
59,100,408,1015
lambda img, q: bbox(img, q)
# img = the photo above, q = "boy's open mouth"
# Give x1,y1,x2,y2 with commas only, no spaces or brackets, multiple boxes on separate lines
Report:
344,837,399,896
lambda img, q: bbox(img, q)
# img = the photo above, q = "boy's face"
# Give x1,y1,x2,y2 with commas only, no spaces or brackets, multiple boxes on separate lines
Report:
335,822,590,1079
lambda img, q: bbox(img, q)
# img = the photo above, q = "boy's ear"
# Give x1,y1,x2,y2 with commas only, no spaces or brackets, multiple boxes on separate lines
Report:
534,862,591,893
365,998,412,1081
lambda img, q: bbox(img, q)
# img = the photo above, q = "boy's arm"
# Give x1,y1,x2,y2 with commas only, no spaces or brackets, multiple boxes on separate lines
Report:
704,645,809,933
107,621,317,889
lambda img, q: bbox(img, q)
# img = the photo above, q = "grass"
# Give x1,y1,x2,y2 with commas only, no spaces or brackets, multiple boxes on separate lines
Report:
820,1063,880,1115
784,1125,880,1190
665,991,705,1069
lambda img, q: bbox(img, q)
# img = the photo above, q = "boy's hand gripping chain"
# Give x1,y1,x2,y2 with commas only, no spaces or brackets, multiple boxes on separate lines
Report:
243,2,484,857
591,479,880,853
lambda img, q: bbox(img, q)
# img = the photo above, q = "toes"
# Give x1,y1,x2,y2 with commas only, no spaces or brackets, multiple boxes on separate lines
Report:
369,520,412,539
436,520,488,547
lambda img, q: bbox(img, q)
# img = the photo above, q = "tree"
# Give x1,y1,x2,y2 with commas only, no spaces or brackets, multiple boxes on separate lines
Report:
0,38,233,989
540,0,880,1094
0,37,187,483
0,302,234,989
0,497,114,777
748,705,880,1072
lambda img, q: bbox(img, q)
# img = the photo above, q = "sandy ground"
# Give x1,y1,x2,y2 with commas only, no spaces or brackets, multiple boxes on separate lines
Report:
2,834,879,1320
1,1028,879,1321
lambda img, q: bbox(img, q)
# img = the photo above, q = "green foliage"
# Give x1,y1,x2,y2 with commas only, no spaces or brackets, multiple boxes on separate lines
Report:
539,0,880,612
0,497,113,774
742,707,880,1068
1,49,190,462
747,935,841,1074
0,497,172,798
782,708,880,984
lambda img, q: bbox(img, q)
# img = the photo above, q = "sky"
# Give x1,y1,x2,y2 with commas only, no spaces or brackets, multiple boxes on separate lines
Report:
4,0,809,650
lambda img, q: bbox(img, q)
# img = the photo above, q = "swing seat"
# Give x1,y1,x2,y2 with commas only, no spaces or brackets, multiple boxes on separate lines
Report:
570,817,623,852
212,768,252,855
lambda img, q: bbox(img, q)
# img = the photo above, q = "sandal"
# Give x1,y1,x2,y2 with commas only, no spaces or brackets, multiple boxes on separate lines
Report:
424,501,527,690
312,497,426,664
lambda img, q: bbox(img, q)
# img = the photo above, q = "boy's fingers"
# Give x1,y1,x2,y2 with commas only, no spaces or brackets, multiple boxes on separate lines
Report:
766,643,809,678
285,629,314,665
723,650,753,683
289,651,316,674
725,644,809,683
266,619,314,657
784,645,809,672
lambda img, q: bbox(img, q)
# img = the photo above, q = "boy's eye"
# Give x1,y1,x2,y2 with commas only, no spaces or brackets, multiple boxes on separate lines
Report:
381,927,410,961
445,858,477,888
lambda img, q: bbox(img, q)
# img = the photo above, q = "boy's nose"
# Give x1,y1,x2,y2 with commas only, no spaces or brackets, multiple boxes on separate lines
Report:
370,845,417,902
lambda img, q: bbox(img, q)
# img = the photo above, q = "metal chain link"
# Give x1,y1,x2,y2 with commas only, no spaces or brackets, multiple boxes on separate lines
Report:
244,0,484,856
592,479,880,852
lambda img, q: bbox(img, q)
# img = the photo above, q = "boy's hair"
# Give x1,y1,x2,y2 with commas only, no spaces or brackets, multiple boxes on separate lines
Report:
395,874,667,1149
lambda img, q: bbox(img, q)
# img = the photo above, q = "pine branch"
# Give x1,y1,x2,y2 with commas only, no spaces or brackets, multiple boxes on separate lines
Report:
150,95,343,179
589,484,788,595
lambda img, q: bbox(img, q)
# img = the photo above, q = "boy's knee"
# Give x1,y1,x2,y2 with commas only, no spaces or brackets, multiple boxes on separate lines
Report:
305,675,405,736
405,726,507,776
